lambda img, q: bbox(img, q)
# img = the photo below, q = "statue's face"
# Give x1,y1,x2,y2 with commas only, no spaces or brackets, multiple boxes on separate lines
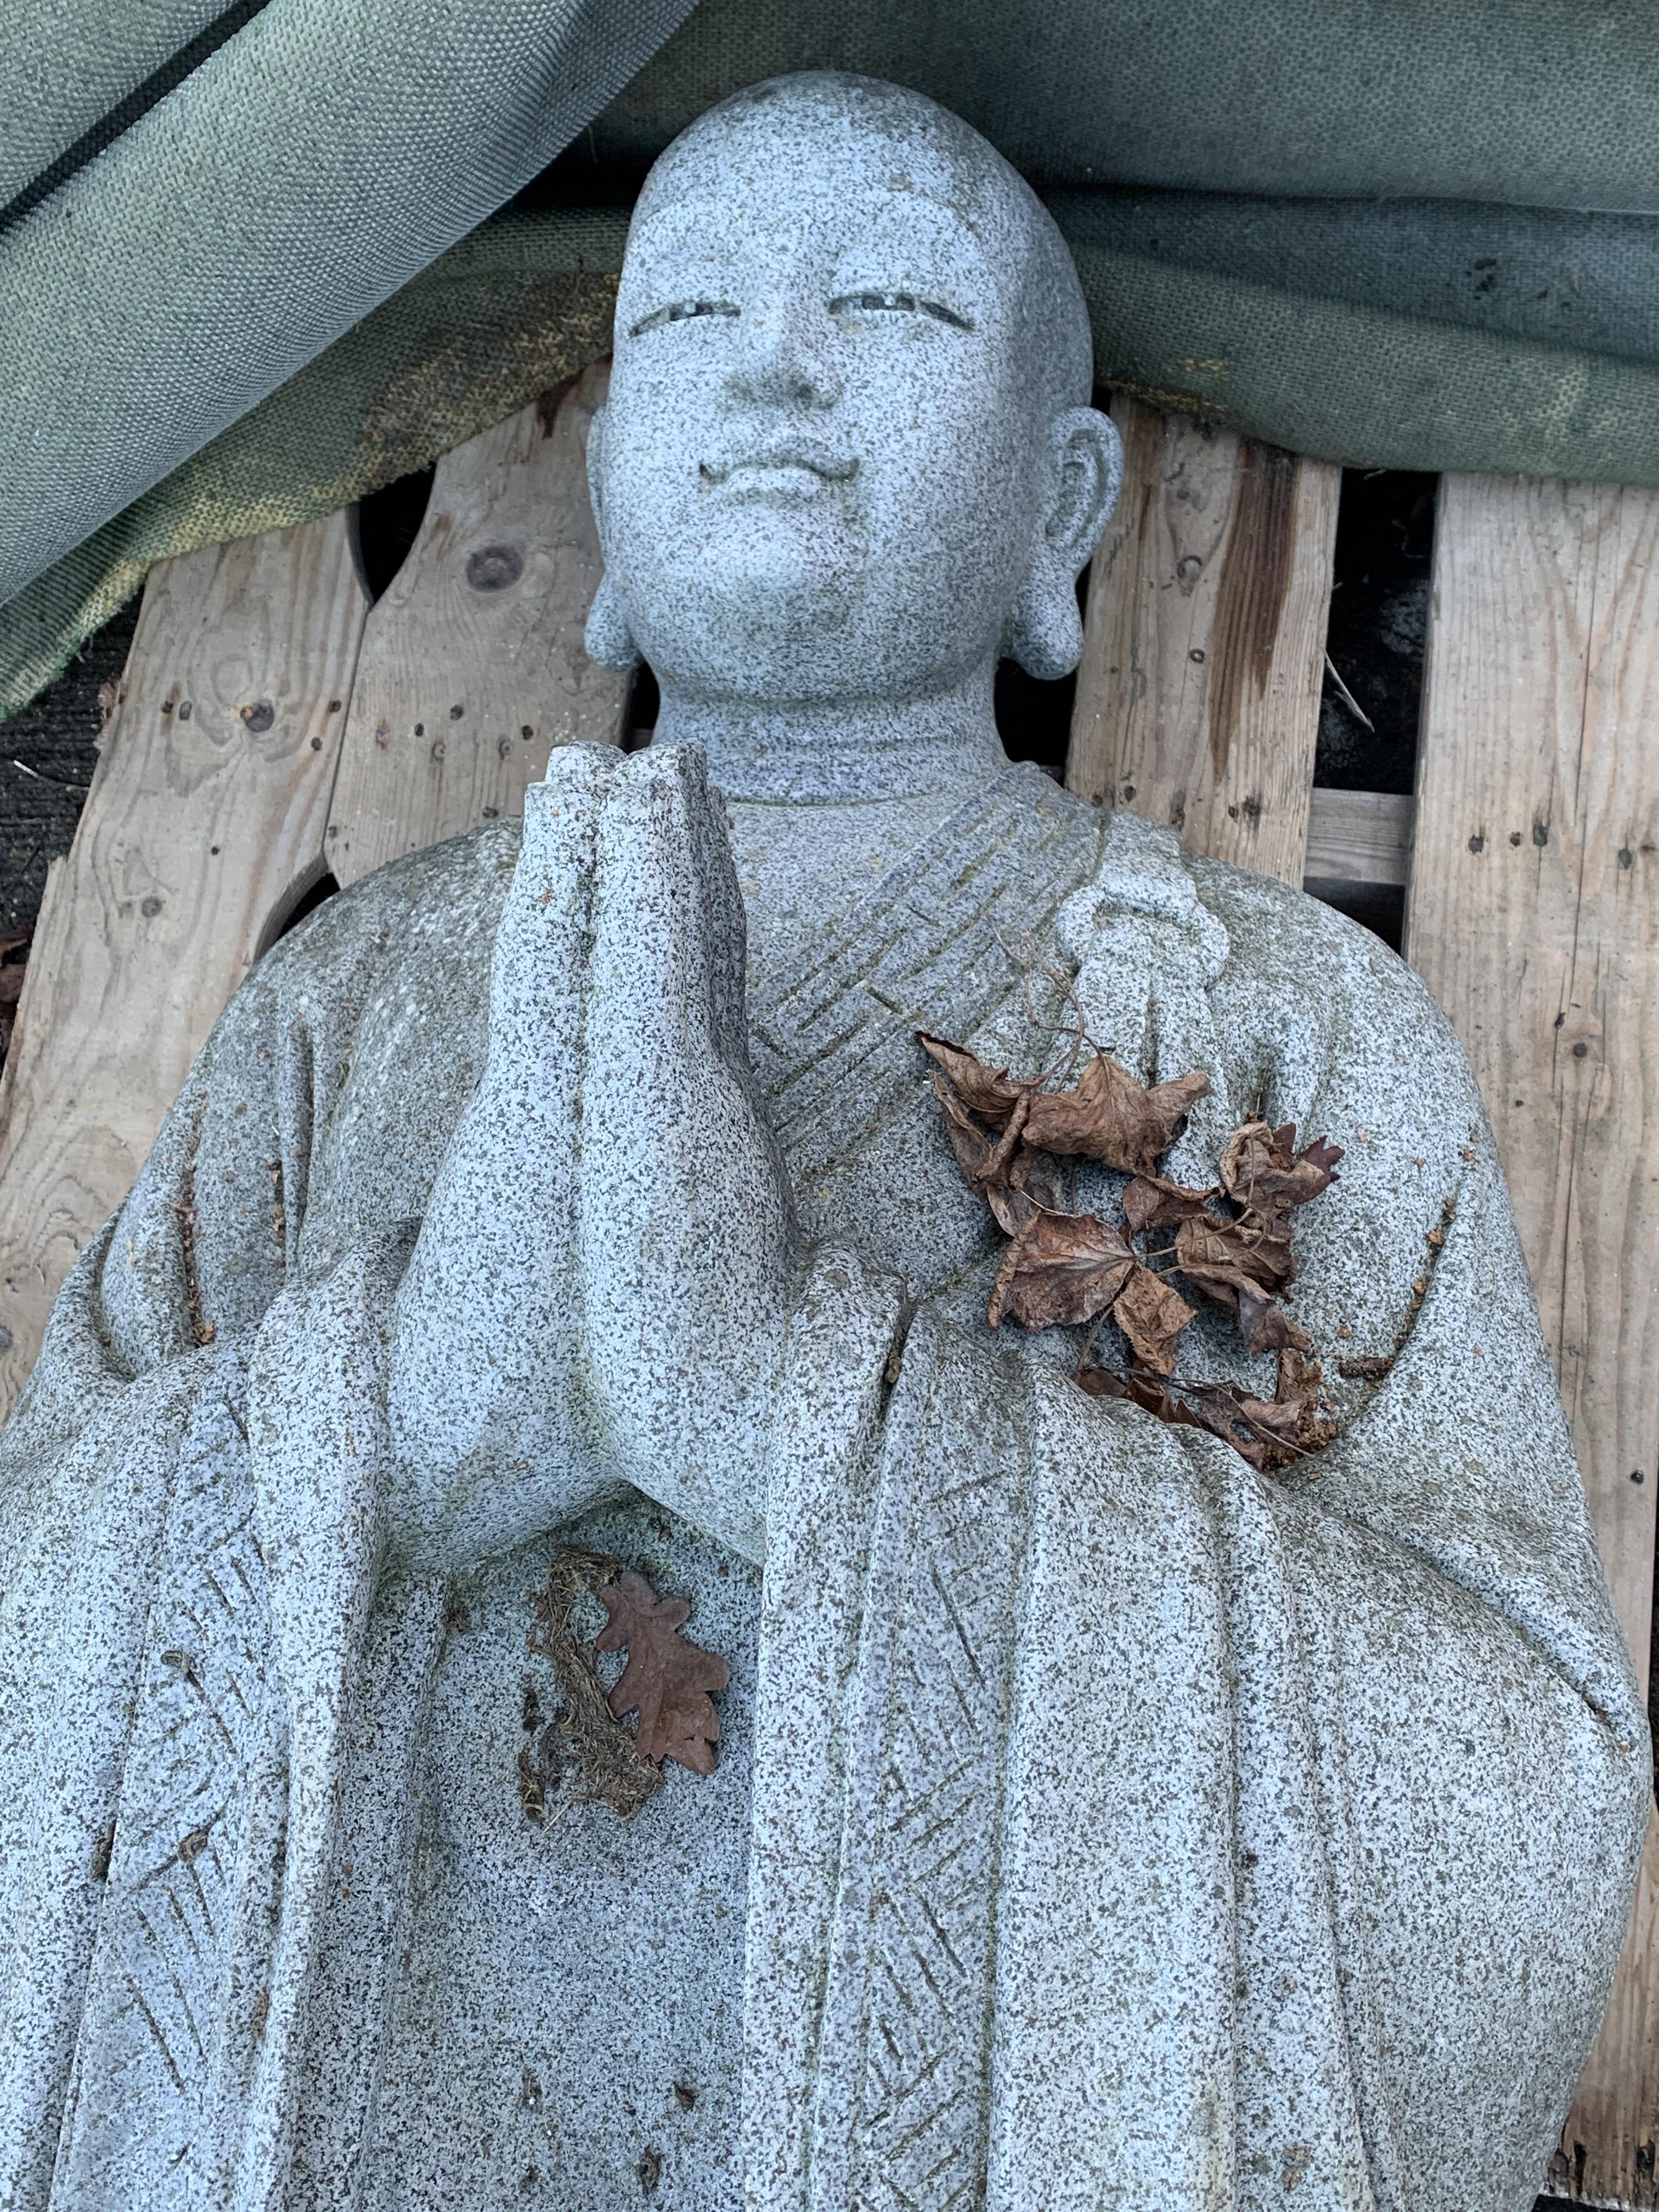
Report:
592,99,1051,704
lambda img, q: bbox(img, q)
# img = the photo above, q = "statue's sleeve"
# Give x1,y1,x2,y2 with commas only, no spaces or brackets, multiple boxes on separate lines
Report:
979,1114,1648,2212
746,954,1649,2212
0,949,341,2201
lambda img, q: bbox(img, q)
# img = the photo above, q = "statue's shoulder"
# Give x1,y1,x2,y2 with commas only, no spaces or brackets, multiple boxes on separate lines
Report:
243,818,523,1020
1182,847,1468,1069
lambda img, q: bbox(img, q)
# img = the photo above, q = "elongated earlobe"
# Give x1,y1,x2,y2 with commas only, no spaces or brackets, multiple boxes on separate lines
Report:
1005,555,1084,680
585,569,642,672
1006,405,1122,680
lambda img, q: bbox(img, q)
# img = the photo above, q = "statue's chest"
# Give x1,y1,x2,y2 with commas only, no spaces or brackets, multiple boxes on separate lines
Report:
368,1497,760,2212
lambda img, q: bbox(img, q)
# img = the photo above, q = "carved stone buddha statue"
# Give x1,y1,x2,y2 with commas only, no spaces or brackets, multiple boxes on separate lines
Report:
0,68,1644,2212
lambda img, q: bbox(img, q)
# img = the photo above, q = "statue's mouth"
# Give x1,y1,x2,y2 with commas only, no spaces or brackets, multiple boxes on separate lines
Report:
699,446,859,497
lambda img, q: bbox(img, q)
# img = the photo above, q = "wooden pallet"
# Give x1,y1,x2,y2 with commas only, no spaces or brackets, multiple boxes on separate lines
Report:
0,379,1653,2203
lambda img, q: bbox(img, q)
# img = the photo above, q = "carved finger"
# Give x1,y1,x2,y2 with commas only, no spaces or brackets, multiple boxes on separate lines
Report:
586,742,732,1084
488,740,618,1075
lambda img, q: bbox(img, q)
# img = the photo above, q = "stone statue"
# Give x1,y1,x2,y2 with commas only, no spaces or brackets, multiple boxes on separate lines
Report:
0,70,1645,2212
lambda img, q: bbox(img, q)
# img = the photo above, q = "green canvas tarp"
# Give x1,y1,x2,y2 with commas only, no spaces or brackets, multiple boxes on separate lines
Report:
5,0,1659,723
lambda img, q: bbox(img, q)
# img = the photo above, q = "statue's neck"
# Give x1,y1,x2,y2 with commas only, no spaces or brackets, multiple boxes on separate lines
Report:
648,672,1010,804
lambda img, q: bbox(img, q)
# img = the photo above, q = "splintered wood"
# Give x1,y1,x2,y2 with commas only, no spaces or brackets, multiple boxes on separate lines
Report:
1407,474,1659,2209
328,360,629,888
0,515,368,1413
1068,396,1340,885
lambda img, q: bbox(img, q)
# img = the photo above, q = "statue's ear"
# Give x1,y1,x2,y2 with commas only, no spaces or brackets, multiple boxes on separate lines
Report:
583,407,642,672
1005,405,1123,681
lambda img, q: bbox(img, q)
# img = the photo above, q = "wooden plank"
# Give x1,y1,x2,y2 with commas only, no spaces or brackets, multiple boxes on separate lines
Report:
0,514,369,1417
1404,472,1659,2207
1303,788,1413,887
327,359,629,888
1067,394,1340,885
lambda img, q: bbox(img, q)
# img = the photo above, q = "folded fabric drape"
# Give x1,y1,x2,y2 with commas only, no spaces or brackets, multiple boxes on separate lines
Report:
7,0,1659,725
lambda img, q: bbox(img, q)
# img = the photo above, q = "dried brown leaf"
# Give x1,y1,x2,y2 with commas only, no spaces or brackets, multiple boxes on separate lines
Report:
1173,1212,1296,1304
1219,1121,1343,1214
987,1208,1135,1333
1235,1283,1312,1356
526,1549,661,1822
1022,1053,1211,1175
1076,1352,1333,1474
1121,1174,1217,1237
1337,1352,1393,1383
1111,1264,1196,1375
596,1571,730,1776
1074,1364,1282,1469
917,1032,1025,1126
928,1071,1060,1234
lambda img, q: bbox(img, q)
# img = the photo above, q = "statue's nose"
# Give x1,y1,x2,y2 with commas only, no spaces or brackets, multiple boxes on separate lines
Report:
723,295,842,411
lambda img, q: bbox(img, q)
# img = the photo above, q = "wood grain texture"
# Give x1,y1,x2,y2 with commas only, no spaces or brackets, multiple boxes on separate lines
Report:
1405,473,1659,2207
1068,394,1340,885
1303,788,1413,887
328,360,629,888
0,515,368,1416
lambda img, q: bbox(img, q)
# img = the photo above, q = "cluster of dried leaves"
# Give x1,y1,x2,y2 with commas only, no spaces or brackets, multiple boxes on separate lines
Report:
524,1548,729,1824
919,1029,1344,1472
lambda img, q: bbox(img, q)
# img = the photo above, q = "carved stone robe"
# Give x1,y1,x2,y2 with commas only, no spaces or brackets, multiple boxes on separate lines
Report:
0,763,1644,2212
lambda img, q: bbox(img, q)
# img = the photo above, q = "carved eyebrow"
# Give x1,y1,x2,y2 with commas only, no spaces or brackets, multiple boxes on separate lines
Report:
828,290,974,330
628,298,741,337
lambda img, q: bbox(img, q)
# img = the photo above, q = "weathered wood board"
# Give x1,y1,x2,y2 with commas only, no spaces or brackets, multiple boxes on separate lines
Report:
328,359,630,888
1068,394,1340,885
1304,787,1413,888
1405,473,1659,2208
0,515,368,1417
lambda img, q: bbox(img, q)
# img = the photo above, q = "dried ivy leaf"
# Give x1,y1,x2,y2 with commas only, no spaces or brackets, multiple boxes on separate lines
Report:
1235,1283,1312,1356
1121,1174,1217,1237
916,1033,1025,1126
987,1208,1135,1332
596,1572,730,1776
929,1072,1062,1234
1173,1212,1295,1302
1076,1355,1332,1474
1022,1054,1211,1175
1219,1121,1343,1215
918,1031,1210,1175
1075,1364,1279,1468
1111,1264,1196,1375
930,1069,1002,1183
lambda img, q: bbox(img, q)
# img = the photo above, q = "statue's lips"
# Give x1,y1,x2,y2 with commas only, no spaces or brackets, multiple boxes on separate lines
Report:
699,449,859,503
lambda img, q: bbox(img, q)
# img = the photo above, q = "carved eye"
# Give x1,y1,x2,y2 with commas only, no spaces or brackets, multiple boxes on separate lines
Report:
628,300,741,337
828,290,973,330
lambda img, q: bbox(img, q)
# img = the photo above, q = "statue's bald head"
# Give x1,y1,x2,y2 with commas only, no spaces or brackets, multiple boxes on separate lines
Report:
630,72,1096,436
588,72,1120,704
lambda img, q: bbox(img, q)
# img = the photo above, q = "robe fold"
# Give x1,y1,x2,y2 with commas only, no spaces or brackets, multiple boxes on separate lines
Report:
0,765,1643,2211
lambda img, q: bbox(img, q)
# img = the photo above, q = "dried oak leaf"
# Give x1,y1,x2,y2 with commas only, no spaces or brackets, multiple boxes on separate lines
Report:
596,1572,730,1777
1021,1053,1211,1175
987,1208,1135,1332
1218,1121,1342,1216
1111,1263,1196,1375
1121,1174,1216,1237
